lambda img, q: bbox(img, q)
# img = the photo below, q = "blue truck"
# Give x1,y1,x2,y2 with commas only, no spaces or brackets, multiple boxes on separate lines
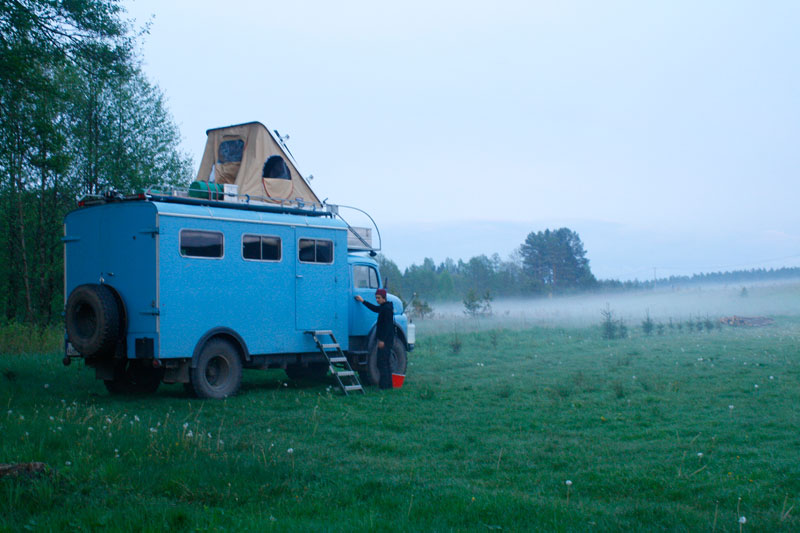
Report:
62,189,414,398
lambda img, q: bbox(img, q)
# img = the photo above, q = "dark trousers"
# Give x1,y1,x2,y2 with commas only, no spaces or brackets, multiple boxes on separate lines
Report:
377,344,392,389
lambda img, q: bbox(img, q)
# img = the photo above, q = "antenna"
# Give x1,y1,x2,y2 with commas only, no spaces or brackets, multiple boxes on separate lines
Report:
273,129,296,161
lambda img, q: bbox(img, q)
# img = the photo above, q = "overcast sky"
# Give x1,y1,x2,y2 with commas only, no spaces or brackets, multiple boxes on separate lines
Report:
123,0,800,280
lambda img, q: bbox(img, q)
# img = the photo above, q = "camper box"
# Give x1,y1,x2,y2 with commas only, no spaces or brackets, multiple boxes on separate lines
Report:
63,197,413,398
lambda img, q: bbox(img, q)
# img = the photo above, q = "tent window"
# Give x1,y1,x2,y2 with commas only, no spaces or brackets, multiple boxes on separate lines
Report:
180,230,223,258
218,139,244,164
298,238,334,264
243,234,281,262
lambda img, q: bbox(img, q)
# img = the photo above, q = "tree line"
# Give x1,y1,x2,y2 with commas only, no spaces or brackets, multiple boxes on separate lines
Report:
1,0,192,324
379,239,800,305
378,227,598,303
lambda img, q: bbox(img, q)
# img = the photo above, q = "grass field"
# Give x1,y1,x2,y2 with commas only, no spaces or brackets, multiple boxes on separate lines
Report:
2,291,800,531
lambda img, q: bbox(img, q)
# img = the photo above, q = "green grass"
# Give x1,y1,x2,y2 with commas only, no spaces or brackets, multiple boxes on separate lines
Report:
2,320,800,531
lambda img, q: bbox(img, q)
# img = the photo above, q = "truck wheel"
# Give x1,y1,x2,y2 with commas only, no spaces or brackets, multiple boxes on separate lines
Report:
65,284,121,357
359,336,407,386
191,339,242,399
285,362,329,381
104,360,163,395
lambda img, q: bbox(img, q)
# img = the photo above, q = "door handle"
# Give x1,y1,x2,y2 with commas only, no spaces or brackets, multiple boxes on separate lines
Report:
296,274,303,279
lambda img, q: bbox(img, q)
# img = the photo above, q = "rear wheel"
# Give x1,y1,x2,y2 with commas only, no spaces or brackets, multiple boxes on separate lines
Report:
359,335,407,386
104,360,163,395
191,339,242,399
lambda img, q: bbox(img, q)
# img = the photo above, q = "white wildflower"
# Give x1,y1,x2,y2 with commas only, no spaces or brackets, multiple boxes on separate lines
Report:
44,384,49,389
697,452,703,458
287,448,294,454
739,516,746,524
183,422,189,429
134,415,140,422
565,480,572,486
149,427,157,433
186,430,193,438
65,461,71,466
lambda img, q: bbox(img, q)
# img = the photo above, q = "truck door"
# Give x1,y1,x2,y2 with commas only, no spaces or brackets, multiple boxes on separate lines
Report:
295,231,338,331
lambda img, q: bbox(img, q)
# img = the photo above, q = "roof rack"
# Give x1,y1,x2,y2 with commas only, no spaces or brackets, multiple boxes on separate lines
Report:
76,186,382,253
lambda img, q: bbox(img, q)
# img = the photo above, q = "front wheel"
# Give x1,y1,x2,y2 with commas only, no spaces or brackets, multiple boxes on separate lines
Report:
359,336,407,387
190,339,242,399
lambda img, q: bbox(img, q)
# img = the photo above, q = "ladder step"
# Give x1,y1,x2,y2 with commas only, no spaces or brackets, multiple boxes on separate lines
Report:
336,370,355,377
321,343,340,350
344,385,363,392
329,357,347,363
313,330,333,335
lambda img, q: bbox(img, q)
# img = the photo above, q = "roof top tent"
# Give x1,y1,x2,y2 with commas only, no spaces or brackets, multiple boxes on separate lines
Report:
194,121,320,204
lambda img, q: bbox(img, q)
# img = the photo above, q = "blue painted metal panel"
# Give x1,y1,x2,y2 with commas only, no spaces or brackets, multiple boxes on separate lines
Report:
65,199,412,361
294,227,348,339
154,202,349,358
64,203,159,357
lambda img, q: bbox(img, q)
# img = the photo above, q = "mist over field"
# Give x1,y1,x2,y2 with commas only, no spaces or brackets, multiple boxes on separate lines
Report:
414,278,800,333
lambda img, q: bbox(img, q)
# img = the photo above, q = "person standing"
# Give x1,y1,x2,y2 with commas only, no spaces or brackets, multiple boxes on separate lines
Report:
354,289,394,389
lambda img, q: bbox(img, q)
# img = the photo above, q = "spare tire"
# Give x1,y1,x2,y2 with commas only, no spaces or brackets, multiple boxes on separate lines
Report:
65,284,121,357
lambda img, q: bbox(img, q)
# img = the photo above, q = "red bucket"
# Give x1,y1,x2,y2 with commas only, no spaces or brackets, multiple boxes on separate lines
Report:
392,373,405,388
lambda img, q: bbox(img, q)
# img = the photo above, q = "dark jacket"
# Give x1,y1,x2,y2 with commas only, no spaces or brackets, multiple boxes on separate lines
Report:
362,300,395,345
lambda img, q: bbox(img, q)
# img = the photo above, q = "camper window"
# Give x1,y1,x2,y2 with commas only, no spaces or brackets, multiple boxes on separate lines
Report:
298,238,334,264
180,230,224,258
243,234,281,262
218,139,244,163
353,265,379,289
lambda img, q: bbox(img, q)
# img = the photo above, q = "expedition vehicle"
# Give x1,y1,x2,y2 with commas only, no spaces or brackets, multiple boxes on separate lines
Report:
62,122,413,398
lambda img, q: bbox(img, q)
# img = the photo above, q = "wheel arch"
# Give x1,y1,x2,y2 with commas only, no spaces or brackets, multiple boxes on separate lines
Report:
191,328,250,368
366,321,408,348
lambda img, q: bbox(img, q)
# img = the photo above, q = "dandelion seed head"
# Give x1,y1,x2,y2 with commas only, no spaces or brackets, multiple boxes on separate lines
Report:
565,480,572,486
697,452,703,458
739,516,746,524
287,448,294,454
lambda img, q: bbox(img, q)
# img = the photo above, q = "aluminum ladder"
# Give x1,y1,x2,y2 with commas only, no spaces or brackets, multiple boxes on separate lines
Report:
306,330,364,395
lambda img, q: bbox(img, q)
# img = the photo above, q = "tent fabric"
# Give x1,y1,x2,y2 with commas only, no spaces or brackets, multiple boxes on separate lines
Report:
195,122,319,204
